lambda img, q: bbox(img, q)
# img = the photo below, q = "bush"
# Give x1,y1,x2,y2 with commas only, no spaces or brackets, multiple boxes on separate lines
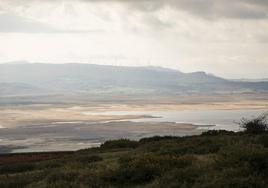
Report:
155,137,221,155
2,132,268,187
246,150,268,175
74,155,103,164
217,143,268,176
202,130,235,136
112,154,195,185
258,134,268,147
148,166,203,188
0,174,34,188
46,170,79,184
0,162,36,174
101,139,139,149
239,113,268,134
139,136,177,144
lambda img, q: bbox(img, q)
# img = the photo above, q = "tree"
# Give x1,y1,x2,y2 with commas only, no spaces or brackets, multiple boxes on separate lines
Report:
239,113,268,134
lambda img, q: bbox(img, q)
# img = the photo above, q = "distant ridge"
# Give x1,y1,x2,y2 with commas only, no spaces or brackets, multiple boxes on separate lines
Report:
3,60,30,65
0,63,267,96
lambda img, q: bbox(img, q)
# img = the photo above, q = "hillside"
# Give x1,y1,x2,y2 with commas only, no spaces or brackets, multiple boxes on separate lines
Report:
0,131,268,188
1,63,268,96
0,82,42,95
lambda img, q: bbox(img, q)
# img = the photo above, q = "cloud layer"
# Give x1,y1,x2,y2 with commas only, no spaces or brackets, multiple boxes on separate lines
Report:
129,0,268,19
17,0,268,19
0,0,268,78
1,0,268,34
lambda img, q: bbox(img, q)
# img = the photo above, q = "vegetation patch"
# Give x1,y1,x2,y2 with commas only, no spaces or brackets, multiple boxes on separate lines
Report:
1,115,268,187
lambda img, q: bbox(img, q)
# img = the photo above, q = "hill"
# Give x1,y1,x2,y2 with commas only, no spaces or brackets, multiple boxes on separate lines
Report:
0,82,42,95
0,131,268,188
0,63,268,96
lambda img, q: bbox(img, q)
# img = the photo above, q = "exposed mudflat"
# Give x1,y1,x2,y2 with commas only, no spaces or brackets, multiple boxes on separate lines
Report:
0,94,267,153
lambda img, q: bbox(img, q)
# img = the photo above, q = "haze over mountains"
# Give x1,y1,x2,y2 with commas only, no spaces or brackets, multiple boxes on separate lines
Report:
0,62,268,97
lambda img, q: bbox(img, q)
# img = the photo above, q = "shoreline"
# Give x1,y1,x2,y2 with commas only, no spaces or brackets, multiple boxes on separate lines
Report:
0,99,268,128
0,96,267,153
0,121,207,153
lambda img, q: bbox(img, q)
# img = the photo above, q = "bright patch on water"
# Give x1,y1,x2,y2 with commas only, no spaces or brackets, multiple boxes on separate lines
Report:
82,109,268,131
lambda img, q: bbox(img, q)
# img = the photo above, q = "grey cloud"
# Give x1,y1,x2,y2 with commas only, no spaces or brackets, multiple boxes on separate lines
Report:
72,0,268,20
0,13,102,33
0,13,55,33
2,0,268,20
126,0,268,20
1,0,268,35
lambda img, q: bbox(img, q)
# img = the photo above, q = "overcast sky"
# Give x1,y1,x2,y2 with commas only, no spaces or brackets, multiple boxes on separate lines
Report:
0,0,268,79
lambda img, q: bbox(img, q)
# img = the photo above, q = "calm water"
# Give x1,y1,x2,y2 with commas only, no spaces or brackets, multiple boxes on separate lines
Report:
1,108,267,153
84,108,268,131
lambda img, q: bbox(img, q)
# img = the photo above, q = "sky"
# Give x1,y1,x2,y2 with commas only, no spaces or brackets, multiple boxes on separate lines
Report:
0,0,268,79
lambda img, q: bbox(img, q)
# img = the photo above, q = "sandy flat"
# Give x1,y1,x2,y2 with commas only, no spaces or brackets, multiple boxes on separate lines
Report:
0,98,268,128
0,121,204,153
0,94,267,152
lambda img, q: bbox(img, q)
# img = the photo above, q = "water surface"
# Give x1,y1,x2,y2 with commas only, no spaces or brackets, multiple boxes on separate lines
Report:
1,108,267,153
83,108,268,131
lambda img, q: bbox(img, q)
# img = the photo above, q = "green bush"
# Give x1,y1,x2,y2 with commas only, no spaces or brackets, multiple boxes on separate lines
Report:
156,137,221,155
201,130,235,136
0,175,34,188
46,170,78,184
111,154,196,185
246,150,268,175
148,166,203,188
139,136,177,144
0,162,36,174
239,113,268,134
101,139,139,149
258,134,268,147
74,155,103,164
1,132,268,187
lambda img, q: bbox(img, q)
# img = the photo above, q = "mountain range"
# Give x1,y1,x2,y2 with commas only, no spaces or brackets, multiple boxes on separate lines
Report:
0,63,267,96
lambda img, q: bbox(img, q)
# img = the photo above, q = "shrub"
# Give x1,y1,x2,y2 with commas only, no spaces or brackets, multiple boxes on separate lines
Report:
101,139,139,149
139,136,177,144
239,113,268,134
155,137,221,155
0,162,36,174
75,155,103,164
46,170,79,184
258,134,268,147
217,143,268,176
2,132,268,187
112,154,196,185
246,150,268,175
201,130,235,136
148,166,203,188
0,174,34,188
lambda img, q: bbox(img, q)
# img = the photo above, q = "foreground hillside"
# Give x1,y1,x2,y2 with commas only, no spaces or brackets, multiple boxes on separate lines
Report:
0,130,268,188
